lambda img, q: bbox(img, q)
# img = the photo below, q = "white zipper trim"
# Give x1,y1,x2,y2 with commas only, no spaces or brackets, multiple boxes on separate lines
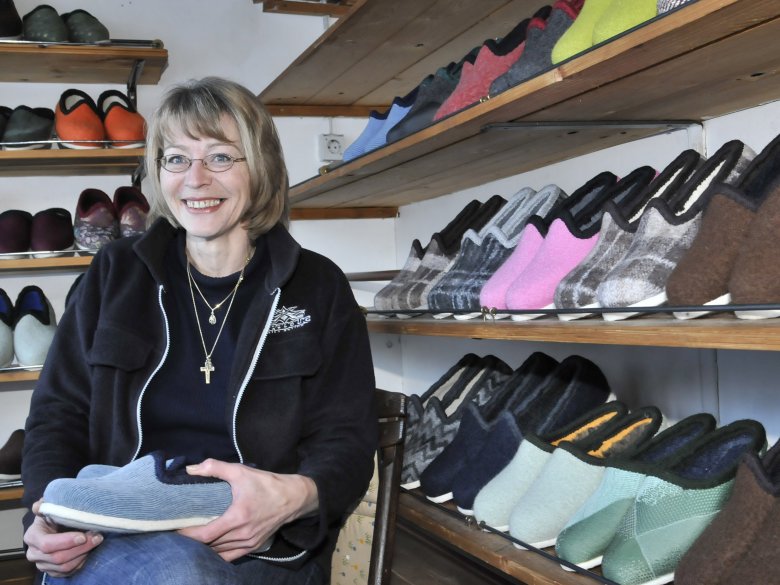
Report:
233,289,310,563
231,287,281,464
132,285,171,462
249,549,308,563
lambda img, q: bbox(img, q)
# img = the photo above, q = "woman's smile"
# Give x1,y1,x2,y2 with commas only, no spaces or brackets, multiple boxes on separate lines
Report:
184,198,225,210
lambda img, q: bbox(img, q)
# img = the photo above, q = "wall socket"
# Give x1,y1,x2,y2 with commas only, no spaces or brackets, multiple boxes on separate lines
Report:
319,133,345,161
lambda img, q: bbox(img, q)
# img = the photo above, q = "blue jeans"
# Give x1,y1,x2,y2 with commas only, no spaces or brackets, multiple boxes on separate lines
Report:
43,532,325,585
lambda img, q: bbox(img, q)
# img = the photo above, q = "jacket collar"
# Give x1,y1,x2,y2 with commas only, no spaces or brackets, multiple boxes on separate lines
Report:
133,218,301,293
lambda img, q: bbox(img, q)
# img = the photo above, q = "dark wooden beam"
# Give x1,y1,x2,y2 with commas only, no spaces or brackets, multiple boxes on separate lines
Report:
265,103,384,117
257,0,355,18
289,207,397,219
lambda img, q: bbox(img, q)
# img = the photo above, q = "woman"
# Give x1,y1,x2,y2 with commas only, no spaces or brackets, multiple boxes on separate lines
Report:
22,77,377,584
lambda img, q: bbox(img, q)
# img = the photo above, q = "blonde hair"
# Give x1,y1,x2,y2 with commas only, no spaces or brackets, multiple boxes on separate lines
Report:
144,77,289,238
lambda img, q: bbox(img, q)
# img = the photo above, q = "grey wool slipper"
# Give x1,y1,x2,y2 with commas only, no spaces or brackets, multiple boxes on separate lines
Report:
372,239,425,311
553,160,698,319
396,195,506,312
490,1,584,94
1,106,55,150
22,4,67,42
427,186,544,317
381,199,481,312
597,140,756,320
62,9,109,43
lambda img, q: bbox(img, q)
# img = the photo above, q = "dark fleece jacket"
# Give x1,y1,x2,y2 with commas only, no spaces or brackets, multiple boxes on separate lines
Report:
22,218,378,576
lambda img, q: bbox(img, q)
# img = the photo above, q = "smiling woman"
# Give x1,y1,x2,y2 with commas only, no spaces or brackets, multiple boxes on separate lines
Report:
157,114,253,271
21,77,378,585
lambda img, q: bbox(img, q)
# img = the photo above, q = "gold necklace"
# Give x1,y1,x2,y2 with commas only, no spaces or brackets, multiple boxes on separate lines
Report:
186,252,251,384
189,263,245,325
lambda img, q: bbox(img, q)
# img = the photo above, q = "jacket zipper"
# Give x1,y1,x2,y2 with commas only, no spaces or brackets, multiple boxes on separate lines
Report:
131,284,171,462
249,549,308,563
122,286,304,565
231,287,281,463
227,288,307,563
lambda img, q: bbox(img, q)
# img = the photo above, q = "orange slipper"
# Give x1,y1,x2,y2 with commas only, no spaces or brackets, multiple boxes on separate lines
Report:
98,90,146,148
55,89,105,149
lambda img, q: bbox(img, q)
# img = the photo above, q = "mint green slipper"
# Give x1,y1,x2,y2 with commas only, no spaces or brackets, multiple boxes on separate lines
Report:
602,419,767,585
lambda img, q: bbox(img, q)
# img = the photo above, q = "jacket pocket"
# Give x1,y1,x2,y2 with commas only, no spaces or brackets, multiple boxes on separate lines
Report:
252,332,322,380
86,324,154,371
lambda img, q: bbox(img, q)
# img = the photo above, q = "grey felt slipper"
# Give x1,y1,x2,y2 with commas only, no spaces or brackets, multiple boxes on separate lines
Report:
62,9,109,43
22,4,67,42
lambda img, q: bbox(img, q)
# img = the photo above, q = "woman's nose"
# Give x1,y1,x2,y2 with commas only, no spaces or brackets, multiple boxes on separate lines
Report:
184,159,211,183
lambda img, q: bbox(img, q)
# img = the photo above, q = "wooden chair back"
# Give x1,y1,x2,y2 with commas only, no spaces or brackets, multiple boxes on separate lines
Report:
368,389,407,585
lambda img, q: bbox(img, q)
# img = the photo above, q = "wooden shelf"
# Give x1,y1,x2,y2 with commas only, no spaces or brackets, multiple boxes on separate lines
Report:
277,0,780,208
289,206,397,219
0,556,35,585
347,269,398,281
260,0,543,113
0,148,144,177
0,255,92,273
256,0,357,18
0,42,168,85
0,370,40,383
366,315,780,352
0,488,22,504
398,491,598,585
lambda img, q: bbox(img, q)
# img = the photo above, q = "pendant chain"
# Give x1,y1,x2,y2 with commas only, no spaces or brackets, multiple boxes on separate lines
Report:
189,264,244,325
186,250,251,384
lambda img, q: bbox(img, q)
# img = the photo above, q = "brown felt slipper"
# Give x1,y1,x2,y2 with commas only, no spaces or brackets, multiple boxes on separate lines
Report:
725,134,780,319
666,134,780,319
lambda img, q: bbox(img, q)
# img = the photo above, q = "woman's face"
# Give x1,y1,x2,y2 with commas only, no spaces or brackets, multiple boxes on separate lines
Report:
159,115,251,245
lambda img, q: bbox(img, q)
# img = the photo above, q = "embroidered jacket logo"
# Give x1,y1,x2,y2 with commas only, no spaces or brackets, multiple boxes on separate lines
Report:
269,306,311,333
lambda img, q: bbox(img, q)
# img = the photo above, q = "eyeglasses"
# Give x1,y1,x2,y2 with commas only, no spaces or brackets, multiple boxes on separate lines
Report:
157,153,247,173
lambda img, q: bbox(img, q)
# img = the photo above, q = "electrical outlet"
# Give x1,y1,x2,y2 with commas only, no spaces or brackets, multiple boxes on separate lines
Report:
319,133,345,161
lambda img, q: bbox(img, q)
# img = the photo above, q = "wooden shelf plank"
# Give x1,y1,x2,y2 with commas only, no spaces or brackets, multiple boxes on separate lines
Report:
289,206,397,219
286,0,780,207
398,491,597,585
531,6,780,123
346,269,398,281
291,122,682,207
0,370,40,383
0,555,36,585
259,0,539,110
0,42,168,85
261,0,776,109
0,255,93,273
366,315,780,352
266,103,380,117
0,488,23,503
259,0,357,18
0,148,144,177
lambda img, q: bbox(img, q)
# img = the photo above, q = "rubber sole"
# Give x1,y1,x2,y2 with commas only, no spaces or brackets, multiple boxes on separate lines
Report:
602,291,667,321
39,502,218,534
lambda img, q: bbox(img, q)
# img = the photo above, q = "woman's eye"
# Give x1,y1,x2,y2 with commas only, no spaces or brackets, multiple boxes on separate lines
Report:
210,153,232,163
166,154,188,164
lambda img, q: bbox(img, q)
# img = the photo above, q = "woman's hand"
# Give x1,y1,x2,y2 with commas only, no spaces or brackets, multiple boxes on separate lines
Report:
178,459,318,562
24,499,104,578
